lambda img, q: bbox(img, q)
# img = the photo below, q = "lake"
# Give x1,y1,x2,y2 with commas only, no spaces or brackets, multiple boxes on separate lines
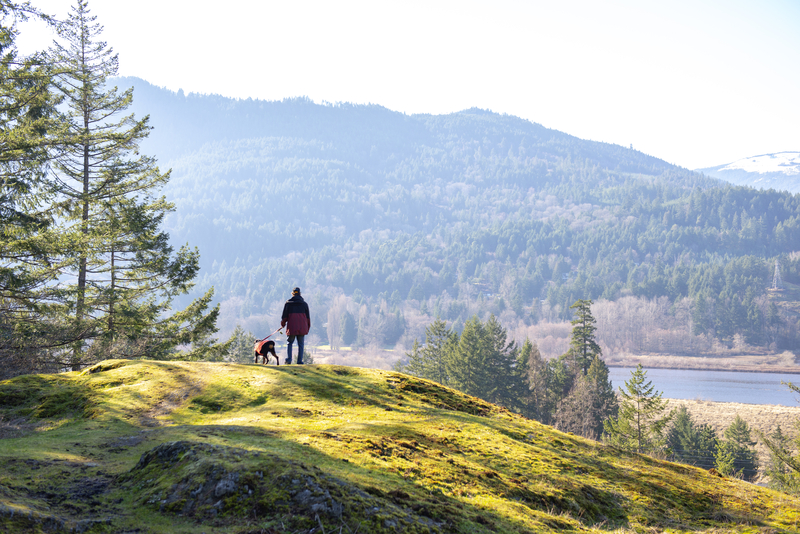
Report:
607,367,800,406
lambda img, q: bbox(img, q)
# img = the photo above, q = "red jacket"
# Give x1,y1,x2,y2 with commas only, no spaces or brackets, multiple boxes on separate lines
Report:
281,295,310,336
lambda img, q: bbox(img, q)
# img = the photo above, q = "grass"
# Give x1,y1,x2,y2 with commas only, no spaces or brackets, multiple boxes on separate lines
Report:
0,359,799,533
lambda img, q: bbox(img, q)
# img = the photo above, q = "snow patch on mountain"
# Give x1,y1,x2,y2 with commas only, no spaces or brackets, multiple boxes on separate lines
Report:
697,152,800,193
719,152,800,176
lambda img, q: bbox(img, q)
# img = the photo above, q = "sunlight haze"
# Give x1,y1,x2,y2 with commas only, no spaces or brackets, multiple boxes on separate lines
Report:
17,0,800,170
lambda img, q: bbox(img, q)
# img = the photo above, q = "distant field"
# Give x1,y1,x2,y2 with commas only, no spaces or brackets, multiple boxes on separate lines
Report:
607,351,800,373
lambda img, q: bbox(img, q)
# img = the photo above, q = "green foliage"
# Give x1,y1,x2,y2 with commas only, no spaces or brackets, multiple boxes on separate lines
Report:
224,325,257,363
666,405,718,469
715,415,758,481
764,424,800,493
567,299,600,373
759,381,800,493
603,364,673,453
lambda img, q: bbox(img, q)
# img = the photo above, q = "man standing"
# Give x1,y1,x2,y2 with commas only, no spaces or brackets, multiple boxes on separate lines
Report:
281,287,311,364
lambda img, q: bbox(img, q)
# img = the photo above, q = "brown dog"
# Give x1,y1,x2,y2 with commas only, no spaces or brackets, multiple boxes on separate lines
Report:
254,339,279,365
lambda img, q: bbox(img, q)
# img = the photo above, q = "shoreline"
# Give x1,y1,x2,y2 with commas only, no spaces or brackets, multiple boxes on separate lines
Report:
607,363,800,375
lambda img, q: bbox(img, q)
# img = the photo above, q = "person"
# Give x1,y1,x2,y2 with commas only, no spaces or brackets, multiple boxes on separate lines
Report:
281,287,310,364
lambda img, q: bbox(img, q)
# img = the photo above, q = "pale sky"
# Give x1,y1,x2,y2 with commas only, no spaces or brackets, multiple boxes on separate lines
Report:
17,0,800,170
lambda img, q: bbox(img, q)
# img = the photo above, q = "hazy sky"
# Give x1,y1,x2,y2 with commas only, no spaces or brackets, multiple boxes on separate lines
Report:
17,0,800,170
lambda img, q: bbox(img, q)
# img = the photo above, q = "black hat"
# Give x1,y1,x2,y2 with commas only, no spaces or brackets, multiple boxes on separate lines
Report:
292,287,301,295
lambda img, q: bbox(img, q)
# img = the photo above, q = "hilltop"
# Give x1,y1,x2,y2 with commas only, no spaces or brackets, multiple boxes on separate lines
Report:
1,360,799,533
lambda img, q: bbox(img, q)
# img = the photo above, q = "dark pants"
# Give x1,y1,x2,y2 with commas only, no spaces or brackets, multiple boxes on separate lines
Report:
286,335,305,364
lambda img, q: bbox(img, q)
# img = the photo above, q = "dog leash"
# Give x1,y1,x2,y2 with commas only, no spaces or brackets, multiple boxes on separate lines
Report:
256,326,283,344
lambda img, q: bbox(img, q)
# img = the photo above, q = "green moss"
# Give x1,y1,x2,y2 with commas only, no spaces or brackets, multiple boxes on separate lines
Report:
1,360,799,533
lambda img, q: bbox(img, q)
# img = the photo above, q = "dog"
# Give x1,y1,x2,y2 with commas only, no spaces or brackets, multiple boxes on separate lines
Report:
254,339,279,365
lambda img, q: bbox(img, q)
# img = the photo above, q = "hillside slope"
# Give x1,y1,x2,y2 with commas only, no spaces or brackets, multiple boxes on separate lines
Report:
99,77,800,364
1,360,799,533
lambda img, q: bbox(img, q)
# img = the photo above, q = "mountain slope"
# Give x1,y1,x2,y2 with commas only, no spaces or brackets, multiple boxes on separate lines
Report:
107,77,800,361
1,360,799,533
698,152,800,193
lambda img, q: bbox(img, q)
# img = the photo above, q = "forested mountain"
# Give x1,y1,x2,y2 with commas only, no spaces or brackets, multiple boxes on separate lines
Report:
117,77,800,357
699,152,800,194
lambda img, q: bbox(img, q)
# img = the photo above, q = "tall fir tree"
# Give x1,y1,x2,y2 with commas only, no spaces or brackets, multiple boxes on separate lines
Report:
567,299,601,374
481,314,519,408
0,1,77,376
48,0,221,367
603,364,674,454
447,315,490,399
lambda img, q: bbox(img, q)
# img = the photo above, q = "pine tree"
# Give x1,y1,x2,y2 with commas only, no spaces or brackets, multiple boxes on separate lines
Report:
666,405,718,468
47,0,220,367
0,2,75,376
224,325,256,363
764,425,799,493
400,318,455,385
716,414,758,481
567,299,600,374
520,339,551,422
481,314,519,408
603,364,674,454
447,315,490,398
760,382,800,494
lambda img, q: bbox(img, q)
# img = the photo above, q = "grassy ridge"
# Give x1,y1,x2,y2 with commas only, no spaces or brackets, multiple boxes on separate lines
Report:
1,360,799,533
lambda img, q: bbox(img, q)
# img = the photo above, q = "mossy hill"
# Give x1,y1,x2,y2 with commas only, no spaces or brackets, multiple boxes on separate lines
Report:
1,360,798,533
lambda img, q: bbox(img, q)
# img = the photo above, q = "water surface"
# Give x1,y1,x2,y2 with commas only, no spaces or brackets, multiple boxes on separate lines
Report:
607,367,800,406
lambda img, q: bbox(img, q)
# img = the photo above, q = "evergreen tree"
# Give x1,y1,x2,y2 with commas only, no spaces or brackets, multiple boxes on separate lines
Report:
567,299,601,373
764,425,799,493
604,364,674,454
447,315,490,399
400,318,454,385
715,414,758,481
521,339,551,422
48,0,221,367
666,405,718,468
224,325,256,363
481,314,519,408
0,2,83,376
760,382,800,494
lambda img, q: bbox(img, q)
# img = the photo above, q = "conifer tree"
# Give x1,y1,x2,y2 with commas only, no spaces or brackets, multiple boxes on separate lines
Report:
0,2,75,375
447,315,489,398
48,0,221,367
715,415,758,481
400,318,454,385
666,405,718,469
603,364,674,454
567,299,600,374
764,425,798,493
481,314,519,408
520,339,551,422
